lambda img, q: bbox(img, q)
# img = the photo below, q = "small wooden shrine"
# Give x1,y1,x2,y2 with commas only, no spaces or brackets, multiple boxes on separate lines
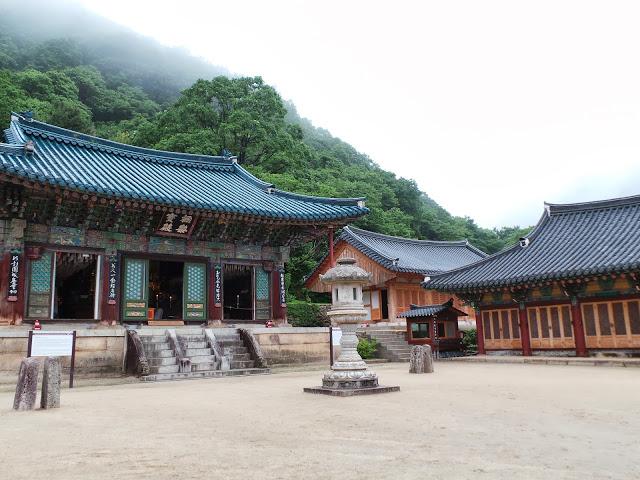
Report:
397,299,466,355
426,195,640,356
305,226,486,323
0,113,367,325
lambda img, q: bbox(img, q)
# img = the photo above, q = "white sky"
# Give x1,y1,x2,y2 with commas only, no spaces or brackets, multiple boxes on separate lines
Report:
77,0,640,228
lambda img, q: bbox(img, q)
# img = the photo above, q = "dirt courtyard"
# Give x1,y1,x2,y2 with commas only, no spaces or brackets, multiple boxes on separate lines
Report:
1,362,638,480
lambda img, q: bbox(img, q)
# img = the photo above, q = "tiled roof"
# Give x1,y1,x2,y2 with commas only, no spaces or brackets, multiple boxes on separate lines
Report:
425,195,640,291
340,226,487,274
397,299,466,318
0,113,368,222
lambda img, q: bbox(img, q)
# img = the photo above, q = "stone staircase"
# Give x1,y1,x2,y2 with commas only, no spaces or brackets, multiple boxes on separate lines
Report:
361,328,412,362
215,332,256,370
136,328,267,381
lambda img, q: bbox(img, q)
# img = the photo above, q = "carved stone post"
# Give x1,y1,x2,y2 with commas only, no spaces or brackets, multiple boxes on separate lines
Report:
13,357,40,411
41,356,61,409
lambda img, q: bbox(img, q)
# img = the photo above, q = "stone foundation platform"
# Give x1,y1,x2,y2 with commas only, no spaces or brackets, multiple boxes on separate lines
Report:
303,385,400,396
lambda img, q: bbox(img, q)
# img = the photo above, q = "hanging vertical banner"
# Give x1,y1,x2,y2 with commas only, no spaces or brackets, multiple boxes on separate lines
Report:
7,252,20,302
214,264,222,307
279,268,286,307
107,255,119,305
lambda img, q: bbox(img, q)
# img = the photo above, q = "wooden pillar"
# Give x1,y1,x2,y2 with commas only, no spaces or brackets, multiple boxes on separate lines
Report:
328,228,335,267
570,296,588,357
475,307,485,354
518,302,532,356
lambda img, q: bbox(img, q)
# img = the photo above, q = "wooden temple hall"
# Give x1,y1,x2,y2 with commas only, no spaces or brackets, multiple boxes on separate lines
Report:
426,195,640,357
305,226,487,323
0,113,368,326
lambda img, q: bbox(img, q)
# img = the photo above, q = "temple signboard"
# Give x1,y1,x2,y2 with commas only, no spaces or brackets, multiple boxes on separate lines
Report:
214,264,222,307
7,252,19,302
156,212,197,238
107,256,118,305
279,269,286,307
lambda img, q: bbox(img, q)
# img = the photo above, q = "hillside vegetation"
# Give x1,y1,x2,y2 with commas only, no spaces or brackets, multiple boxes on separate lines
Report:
0,2,530,297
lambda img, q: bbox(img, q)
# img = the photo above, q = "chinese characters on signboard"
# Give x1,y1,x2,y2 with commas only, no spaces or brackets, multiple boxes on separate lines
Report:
214,264,222,307
157,212,196,236
108,256,118,305
7,253,19,302
279,269,286,307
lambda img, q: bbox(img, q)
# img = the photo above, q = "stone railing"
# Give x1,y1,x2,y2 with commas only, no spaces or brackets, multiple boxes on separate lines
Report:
125,329,149,376
239,328,267,368
166,329,191,373
204,329,228,370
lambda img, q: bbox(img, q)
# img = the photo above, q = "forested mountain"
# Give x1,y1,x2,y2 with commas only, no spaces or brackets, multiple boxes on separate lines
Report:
0,0,530,297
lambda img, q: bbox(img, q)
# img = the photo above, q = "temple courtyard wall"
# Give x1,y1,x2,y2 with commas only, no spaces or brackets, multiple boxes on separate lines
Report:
0,327,332,375
0,363,638,479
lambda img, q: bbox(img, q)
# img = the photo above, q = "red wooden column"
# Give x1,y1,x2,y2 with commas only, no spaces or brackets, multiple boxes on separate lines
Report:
518,302,532,356
570,297,588,357
475,307,486,354
328,228,335,267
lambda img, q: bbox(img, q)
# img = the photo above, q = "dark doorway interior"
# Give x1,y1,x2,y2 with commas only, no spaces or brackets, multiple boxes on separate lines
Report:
54,252,97,319
149,260,183,319
224,264,253,320
381,289,389,320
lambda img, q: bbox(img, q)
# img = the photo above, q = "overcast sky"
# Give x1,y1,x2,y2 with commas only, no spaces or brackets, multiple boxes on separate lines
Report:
78,0,640,228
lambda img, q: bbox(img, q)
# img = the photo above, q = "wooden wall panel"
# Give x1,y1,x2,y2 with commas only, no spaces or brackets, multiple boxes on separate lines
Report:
482,308,522,350
527,305,575,349
582,299,640,349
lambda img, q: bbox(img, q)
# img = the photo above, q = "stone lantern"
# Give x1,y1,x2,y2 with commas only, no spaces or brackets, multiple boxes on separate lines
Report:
304,257,399,396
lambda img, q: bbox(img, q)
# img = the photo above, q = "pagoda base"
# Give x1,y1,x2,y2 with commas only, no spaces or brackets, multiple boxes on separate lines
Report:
303,385,400,396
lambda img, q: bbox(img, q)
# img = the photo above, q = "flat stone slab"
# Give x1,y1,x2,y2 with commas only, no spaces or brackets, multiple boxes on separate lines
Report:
303,385,400,396
444,355,640,368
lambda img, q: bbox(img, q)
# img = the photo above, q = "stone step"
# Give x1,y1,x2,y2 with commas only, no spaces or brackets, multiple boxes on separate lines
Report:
140,336,169,343
185,348,212,357
150,364,180,374
223,346,247,355
148,357,178,367
231,359,255,369
178,335,206,343
228,353,251,361
141,367,270,382
189,355,216,364
143,342,171,351
192,361,217,372
182,341,207,349
216,335,241,343
144,349,175,358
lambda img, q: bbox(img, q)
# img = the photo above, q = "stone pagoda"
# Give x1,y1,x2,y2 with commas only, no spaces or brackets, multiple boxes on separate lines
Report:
304,257,399,396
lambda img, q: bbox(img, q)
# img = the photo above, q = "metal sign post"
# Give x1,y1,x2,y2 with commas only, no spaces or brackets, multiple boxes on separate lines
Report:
27,330,77,388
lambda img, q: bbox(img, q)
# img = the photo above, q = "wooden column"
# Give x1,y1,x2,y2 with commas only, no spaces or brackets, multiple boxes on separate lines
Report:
518,302,532,356
328,228,335,267
570,296,588,357
271,270,282,321
475,307,485,354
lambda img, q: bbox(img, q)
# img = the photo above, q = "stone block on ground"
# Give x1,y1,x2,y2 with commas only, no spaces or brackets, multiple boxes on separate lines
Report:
41,356,61,409
13,357,40,411
409,345,434,374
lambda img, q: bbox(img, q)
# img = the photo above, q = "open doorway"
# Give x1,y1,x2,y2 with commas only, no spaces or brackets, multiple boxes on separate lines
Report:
53,252,98,319
148,260,183,319
223,264,253,321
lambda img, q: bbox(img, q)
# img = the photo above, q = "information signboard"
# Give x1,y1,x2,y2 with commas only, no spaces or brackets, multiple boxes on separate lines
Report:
28,331,77,387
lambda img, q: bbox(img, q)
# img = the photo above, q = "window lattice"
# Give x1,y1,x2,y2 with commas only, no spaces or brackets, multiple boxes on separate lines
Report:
186,264,206,301
30,253,52,294
256,268,270,301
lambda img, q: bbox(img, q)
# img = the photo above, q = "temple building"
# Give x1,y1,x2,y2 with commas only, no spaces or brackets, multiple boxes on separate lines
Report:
425,195,640,357
0,113,367,326
304,226,487,323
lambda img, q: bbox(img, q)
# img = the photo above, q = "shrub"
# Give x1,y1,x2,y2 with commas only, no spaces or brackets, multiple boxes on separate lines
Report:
462,328,477,353
287,300,329,327
357,337,378,359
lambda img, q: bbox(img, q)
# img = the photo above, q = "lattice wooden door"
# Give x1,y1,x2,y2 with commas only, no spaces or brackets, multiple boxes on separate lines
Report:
122,258,148,321
183,262,207,320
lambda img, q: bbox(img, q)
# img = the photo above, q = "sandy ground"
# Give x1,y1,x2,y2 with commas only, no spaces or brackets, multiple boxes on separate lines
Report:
1,363,639,480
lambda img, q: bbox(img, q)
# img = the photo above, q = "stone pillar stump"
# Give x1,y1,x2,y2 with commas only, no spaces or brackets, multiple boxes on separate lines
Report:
13,357,40,411
41,356,61,409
